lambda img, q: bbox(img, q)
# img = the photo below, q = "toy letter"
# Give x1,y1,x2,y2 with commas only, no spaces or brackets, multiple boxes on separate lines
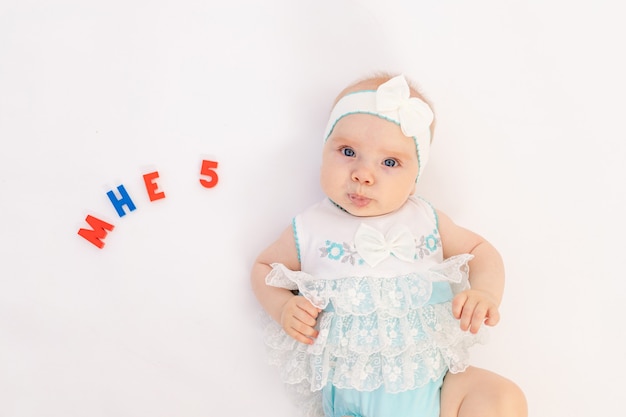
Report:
107,184,137,217
77,215,115,249
143,171,166,201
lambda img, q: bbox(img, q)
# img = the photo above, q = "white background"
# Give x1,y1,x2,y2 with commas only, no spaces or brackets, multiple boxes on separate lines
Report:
1,1,624,416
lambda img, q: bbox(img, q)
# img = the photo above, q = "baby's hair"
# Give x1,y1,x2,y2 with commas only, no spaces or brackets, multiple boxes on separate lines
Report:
332,72,437,142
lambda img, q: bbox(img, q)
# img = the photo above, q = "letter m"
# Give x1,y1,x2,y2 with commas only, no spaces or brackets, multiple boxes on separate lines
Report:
77,215,115,249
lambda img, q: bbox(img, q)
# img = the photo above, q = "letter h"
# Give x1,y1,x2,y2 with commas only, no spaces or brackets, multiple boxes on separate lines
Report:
106,185,137,217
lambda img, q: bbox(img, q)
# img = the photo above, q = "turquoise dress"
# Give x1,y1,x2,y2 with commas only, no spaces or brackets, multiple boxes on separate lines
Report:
263,196,486,417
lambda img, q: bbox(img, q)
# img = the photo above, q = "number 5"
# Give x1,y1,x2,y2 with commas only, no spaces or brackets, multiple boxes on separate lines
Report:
199,159,219,188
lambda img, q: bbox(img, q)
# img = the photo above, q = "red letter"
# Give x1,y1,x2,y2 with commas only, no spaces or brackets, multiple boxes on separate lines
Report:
77,215,115,249
199,160,219,188
143,171,166,201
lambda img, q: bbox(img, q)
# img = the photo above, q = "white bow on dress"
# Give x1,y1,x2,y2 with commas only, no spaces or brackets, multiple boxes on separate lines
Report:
354,223,416,267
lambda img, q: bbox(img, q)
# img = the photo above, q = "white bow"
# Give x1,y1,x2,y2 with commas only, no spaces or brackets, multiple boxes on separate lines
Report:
376,74,434,138
354,223,416,267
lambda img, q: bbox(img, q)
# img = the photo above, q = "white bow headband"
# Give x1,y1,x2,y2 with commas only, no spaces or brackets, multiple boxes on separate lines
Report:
323,74,434,181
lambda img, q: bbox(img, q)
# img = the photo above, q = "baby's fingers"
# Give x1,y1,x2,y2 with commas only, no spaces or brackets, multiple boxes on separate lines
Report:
484,306,501,327
452,292,480,332
467,302,489,334
453,290,501,333
281,296,321,344
285,318,319,344
293,297,321,325
455,295,479,332
452,292,468,321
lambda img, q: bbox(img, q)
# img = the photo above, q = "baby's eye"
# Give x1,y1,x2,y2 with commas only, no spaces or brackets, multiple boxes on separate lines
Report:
341,147,356,157
383,158,398,167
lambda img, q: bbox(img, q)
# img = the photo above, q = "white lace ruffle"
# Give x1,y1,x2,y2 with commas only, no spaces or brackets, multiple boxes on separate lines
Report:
263,254,487,399
267,254,474,315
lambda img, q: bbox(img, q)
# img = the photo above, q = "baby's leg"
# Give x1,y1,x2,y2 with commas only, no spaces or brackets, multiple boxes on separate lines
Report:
440,366,527,417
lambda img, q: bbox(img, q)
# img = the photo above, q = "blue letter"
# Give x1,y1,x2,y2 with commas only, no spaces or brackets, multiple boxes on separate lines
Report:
107,185,137,217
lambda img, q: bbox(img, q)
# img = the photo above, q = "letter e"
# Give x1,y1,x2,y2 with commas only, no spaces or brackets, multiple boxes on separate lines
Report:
143,171,166,201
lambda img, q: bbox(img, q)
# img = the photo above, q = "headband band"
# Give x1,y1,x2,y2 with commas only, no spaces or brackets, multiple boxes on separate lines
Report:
323,74,434,180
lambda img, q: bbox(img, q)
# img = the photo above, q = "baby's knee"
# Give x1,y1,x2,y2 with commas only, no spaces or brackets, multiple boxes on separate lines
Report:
477,375,527,417
497,379,527,417
441,367,527,417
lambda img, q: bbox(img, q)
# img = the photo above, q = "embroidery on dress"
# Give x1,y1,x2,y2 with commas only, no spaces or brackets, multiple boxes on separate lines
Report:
415,229,441,259
319,240,364,265
320,229,441,266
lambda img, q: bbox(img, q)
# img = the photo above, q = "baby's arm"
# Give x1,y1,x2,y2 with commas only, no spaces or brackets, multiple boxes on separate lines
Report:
251,226,321,345
437,210,505,334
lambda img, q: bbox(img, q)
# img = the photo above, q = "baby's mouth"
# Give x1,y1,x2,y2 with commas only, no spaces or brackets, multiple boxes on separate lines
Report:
348,193,371,207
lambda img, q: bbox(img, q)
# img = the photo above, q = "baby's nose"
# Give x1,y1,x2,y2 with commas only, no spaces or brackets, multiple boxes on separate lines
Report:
351,164,374,184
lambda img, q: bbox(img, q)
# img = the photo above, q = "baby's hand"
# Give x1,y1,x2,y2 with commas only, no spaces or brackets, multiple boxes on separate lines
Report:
452,289,501,334
280,296,321,345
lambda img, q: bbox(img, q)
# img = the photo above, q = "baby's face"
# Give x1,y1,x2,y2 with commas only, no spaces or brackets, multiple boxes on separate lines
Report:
320,113,419,217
